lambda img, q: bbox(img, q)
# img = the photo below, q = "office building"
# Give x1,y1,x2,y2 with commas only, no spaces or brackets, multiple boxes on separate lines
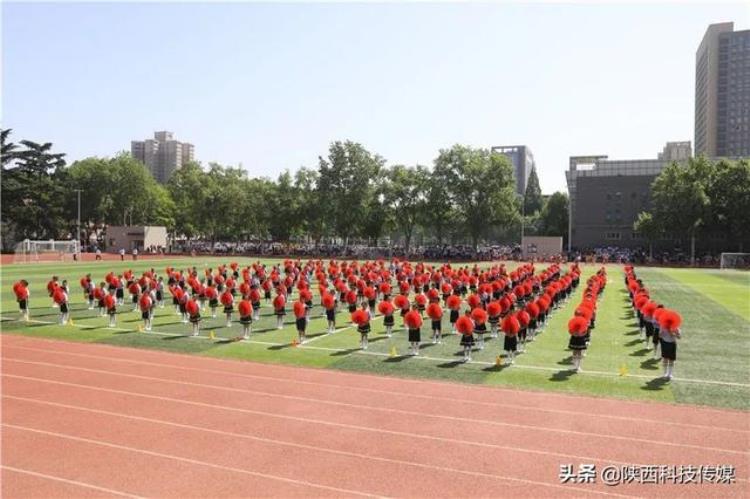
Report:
491,145,535,196
131,131,195,183
695,22,750,158
566,142,691,250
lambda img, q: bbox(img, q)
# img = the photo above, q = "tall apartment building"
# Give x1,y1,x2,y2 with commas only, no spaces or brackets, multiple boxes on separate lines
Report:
490,145,535,196
695,22,750,158
566,142,692,250
131,131,195,183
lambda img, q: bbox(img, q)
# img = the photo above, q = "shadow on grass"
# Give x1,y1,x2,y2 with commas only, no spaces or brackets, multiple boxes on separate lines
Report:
642,377,669,391
640,358,661,370
482,363,508,372
162,334,188,341
384,354,411,363
549,369,576,382
437,360,465,368
624,330,640,336
625,338,643,346
330,347,361,357
630,348,650,357
557,356,573,366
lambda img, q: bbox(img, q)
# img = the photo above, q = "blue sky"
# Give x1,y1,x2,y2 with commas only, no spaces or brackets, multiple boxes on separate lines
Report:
3,2,748,193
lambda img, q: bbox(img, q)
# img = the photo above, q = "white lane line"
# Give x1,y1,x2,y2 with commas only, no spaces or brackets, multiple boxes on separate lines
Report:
5,372,749,470
4,316,749,389
5,358,746,455
10,345,744,435
1,465,144,498
2,424,384,498
0,334,744,422
3,395,641,496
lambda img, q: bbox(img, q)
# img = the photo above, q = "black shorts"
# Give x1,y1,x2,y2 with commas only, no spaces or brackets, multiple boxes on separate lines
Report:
660,340,677,360
223,305,234,314
326,309,336,322
408,328,421,342
190,314,201,324
116,289,124,299
18,299,27,310
357,324,371,335
98,299,105,308
296,317,307,331
504,335,518,352
108,308,116,316
141,311,150,320
156,291,163,301
276,308,286,317
460,334,474,347
431,320,441,332
449,310,459,323
569,335,587,350
348,303,357,313
60,303,68,314
383,315,394,327
209,299,219,308
240,315,252,325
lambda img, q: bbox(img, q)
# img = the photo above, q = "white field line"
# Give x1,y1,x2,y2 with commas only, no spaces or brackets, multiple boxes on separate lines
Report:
2,315,749,389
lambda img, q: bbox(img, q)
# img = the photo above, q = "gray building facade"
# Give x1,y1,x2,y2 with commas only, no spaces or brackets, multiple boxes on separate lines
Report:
566,142,692,250
491,145,535,196
131,131,195,183
695,22,750,158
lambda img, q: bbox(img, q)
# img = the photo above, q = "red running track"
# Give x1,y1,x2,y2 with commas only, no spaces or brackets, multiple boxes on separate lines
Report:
1,334,748,498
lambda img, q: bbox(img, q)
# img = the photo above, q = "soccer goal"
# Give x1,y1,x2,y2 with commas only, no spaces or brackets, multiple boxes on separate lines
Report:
719,253,750,270
13,239,80,264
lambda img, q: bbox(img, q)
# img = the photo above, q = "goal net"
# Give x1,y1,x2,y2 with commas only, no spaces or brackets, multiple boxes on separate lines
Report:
13,239,80,264
719,253,750,270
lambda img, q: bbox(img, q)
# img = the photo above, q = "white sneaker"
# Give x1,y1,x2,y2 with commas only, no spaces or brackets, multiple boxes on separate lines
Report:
243,334,249,340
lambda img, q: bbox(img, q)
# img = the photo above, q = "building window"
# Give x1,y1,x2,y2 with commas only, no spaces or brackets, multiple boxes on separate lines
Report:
605,232,621,240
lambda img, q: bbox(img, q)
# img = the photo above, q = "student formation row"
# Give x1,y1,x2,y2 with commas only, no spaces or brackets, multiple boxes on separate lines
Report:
624,266,683,380
12,259,598,365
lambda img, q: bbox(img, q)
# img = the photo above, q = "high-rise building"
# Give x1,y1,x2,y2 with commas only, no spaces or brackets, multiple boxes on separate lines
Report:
131,131,195,183
566,142,692,250
490,145,535,196
694,22,750,158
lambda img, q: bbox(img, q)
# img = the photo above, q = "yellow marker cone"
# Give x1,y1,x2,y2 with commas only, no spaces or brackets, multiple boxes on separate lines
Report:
495,355,503,367
137,324,144,332
209,331,216,340
618,364,629,377
291,338,299,347
68,318,75,326
389,346,397,357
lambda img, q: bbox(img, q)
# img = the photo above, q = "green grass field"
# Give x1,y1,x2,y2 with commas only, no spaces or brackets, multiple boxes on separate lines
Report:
2,257,749,410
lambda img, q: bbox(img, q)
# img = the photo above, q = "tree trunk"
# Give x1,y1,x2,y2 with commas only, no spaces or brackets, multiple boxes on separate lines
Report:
690,231,696,266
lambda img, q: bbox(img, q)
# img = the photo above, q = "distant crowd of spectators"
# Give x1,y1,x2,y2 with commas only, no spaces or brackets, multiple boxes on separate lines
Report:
170,241,521,261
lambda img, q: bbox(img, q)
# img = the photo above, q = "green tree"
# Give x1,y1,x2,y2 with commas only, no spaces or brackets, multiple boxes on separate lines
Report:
383,165,428,251
317,141,385,244
539,191,569,245
167,162,211,240
294,167,326,244
707,158,750,251
267,171,301,241
433,145,518,248
523,166,544,215
2,139,67,242
633,211,660,258
650,158,711,264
